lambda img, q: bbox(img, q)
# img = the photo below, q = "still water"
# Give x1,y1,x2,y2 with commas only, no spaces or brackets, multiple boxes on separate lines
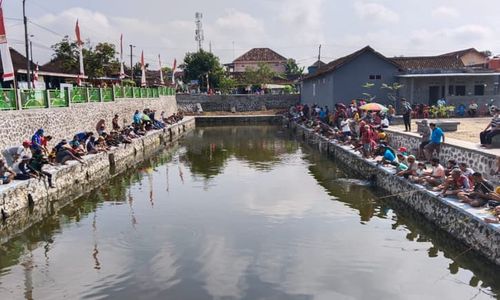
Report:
1,125,499,300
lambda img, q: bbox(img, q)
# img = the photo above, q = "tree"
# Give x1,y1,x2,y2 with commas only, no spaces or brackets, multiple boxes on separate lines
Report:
50,36,79,73
285,59,304,77
183,50,225,90
381,82,404,103
242,63,276,86
218,76,236,94
84,42,120,79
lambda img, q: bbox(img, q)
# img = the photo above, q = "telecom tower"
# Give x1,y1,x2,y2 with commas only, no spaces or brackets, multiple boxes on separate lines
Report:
195,12,204,51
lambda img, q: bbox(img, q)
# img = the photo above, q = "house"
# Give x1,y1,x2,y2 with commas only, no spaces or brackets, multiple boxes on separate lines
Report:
0,48,42,88
393,48,500,107
226,48,288,74
301,46,402,107
301,46,500,108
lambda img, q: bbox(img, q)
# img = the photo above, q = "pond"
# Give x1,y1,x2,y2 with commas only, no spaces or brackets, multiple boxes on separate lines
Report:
0,125,499,300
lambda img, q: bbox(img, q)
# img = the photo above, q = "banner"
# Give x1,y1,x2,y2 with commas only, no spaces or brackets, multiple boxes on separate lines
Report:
32,63,39,87
0,1,14,82
171,58,177,84
140,51,146,87
75,19,84,86
158,54,164,85
119,34,125,79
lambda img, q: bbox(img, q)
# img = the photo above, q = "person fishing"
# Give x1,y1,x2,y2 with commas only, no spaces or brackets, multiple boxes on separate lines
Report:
28,149,55,188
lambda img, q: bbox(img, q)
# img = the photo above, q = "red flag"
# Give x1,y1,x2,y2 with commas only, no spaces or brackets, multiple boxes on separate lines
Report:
0,1,14,82
32,63,39,87
75,19,82,45
75,19,84,85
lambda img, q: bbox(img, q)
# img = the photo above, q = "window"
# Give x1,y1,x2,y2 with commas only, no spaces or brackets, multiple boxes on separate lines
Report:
369,75,382,80
375,75,382,80
455,85,466,96
448,85,454,96
474,84,485,96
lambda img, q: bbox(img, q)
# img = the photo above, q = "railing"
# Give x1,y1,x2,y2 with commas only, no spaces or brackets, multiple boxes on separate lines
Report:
0,86,176,110
0,89,17,110
49,89,69,107
71,87,87,103
20,90,47,109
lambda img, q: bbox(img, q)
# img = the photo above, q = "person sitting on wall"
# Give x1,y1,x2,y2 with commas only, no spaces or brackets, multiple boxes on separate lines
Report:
480,107,500,147
1,140,32,167
437,168,471,198
133,110,143,129
0,158,15,184
41,135,53,156
13,155,35,180
410,162,427,183
424,123,445,162
54,140,84,165
457,172,495,207
396,155,418,178
376,144,399,166
31,129,45,152
112,114,121,131
86,136,98,154
444,159,457,177
28,149,55,188
96,136,110,152
69,135,87,157
420,158,446,187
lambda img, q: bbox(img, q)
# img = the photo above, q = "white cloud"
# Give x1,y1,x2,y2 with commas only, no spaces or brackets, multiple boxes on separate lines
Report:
354,2,400,23
278,0,325,44
431,6,460,18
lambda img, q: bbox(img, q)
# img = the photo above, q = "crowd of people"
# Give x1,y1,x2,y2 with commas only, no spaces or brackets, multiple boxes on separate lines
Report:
0,109,184,190
287,100,500,224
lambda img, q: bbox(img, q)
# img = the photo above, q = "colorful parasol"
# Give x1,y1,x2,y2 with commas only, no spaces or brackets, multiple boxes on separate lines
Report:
359,103,388,111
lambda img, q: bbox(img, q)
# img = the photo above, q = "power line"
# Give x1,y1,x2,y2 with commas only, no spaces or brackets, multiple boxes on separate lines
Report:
28,20,65,38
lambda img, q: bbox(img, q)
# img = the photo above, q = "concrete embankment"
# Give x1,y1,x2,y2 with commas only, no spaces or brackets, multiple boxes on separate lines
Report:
0,117,195,244
289,120,500,266
195,115,283,126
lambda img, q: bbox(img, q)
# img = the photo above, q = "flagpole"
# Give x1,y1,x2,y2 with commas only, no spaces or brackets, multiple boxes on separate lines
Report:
23,0,31,89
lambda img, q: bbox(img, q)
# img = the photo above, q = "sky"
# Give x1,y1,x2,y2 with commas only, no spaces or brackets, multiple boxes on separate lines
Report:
3,0,500,70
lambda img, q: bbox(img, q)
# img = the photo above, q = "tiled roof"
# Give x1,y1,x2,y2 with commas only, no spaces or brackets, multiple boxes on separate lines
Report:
304,46,401,80
41,57,79,74
391,55,465,71
309,60,326,68
234,48,287,62
439,48,486,58
0,48,37,73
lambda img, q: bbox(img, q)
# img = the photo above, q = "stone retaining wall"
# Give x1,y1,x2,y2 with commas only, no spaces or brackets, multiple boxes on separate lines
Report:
385,129,498,183
0,96,177,151
176,94,299,112
0,117,195,244
289,121,500,265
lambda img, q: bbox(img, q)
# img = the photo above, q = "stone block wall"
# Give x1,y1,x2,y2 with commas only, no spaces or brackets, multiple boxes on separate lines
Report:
385,129,498,183
0,118,195,243
0,96,177,150
289,121,500,265
176,94,299,112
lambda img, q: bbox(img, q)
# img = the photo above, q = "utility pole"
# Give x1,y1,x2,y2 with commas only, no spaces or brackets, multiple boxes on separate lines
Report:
129,44,135,81
318,44,322,62
23,0,31,89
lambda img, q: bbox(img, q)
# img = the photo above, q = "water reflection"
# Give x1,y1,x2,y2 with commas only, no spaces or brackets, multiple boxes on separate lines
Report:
0,126,499,299
182,126,298,179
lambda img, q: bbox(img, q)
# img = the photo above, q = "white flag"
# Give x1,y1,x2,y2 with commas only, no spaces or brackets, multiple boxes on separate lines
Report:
0,2,14,82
